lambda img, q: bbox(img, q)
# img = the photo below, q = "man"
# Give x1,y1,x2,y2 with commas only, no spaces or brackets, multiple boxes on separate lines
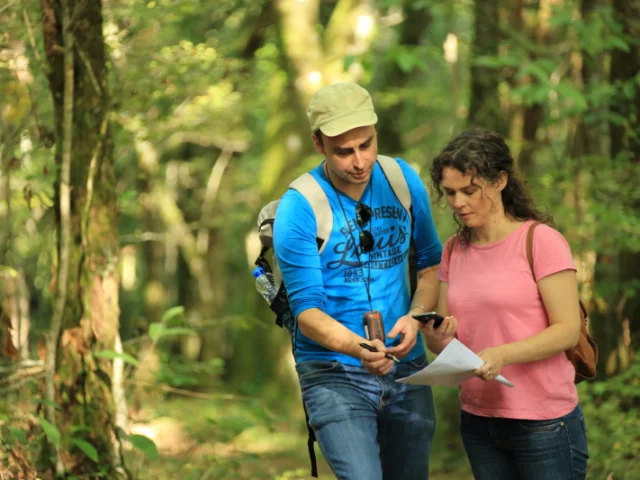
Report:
273,82,450,480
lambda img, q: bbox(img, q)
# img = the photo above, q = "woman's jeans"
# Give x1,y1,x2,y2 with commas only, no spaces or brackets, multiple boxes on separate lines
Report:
460,404,588,480
296,355,435,480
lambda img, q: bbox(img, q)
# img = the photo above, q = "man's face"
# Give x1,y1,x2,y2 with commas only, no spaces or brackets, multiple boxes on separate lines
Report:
313,125,377,189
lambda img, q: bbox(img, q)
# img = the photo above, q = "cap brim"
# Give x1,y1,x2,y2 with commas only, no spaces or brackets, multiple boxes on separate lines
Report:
319,110,378,137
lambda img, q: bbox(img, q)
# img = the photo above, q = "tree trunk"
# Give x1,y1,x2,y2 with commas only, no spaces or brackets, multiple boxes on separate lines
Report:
40,0,127,476
513,0,556,181
592,0,640,376
374,1,433,156
0,101,31,364
468,0,507,136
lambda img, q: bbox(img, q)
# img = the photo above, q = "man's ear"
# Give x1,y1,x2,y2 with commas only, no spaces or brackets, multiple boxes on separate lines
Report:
312,133,325,154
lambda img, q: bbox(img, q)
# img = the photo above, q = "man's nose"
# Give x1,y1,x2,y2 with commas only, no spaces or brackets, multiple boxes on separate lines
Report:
352,150,364,169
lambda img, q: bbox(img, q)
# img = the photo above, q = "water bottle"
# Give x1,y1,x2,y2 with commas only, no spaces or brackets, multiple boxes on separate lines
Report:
253,266,278,305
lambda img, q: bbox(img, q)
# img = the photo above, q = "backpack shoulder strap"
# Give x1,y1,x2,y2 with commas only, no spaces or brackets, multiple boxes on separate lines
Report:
377,155,412,219
290,173,333,255
526,221,542,282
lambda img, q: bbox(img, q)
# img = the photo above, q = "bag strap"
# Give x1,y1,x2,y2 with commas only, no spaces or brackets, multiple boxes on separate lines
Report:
377,155,417,294
290,173,333,255
525,221,542,281
289,157,411,255
377,155,412,220
447,234,458,260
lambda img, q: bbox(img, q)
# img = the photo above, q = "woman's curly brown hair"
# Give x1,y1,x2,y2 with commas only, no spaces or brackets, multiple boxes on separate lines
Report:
430,128,553,246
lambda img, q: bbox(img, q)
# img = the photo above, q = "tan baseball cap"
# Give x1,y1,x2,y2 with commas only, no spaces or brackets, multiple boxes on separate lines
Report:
306,82,378,137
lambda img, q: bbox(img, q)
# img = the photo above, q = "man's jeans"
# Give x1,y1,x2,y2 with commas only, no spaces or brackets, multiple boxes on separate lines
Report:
460,404,588,480
296,355,435,480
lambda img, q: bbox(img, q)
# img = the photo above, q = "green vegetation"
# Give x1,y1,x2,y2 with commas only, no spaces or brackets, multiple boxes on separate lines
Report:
0,0,638,478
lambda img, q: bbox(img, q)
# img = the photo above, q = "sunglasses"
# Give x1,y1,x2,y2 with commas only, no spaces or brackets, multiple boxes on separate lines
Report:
356,203,374,252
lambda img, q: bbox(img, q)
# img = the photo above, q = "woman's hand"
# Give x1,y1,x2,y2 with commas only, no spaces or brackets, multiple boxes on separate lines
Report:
474,346,509,381
421,315,457,353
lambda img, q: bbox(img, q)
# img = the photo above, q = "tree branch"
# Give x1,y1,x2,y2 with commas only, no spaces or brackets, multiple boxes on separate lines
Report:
75,44,102,96
197,149,232,254
81,116,109,248
275,0,323,102
45,0,74,474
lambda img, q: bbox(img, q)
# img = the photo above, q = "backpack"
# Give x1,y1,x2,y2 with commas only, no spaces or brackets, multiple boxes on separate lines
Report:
446,222,598,384
254,155,415,478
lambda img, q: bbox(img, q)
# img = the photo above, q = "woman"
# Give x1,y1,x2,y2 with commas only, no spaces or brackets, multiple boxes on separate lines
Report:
423,128,588,479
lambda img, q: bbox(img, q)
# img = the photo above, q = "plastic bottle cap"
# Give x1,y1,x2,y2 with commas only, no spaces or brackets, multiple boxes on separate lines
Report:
252,266,265,278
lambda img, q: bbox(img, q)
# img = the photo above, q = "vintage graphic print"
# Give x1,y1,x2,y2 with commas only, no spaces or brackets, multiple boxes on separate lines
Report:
327,205,410,282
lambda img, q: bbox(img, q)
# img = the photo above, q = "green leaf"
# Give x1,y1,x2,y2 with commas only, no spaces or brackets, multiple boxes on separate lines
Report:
149,323,164,340
473,55,520,69
161,305,185,322
149,324,197,341
162,327,197,338
120,190,138,200
126,434,159,459
39,416,61,447
622,81,636,100
70,425,92,435
343,55,357,70
72,438,99,462
609,36,630,53
554,81,588,112
8,426,27,443
94,349,139,366
396,50,417,73
31,398,59,410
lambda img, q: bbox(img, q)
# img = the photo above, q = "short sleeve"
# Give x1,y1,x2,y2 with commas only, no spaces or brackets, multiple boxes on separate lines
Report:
531,225,576,281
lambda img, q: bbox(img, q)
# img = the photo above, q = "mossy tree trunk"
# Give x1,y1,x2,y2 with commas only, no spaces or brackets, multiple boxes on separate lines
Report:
41,0,126,476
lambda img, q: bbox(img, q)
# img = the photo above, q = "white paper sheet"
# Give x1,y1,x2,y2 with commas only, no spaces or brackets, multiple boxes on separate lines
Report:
397,338,514,387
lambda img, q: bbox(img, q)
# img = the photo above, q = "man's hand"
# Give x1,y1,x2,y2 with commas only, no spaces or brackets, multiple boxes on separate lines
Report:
360,338,394,376
474,346,509,382
386,314,420,359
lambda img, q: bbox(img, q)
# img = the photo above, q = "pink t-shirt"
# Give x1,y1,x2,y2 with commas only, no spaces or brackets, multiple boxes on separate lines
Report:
439,220,578,420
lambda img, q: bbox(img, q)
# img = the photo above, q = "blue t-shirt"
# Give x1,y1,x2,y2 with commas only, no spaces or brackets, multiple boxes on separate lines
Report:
273,157,442,366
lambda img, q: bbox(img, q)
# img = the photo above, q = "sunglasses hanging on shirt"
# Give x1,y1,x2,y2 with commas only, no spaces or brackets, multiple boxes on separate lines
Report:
324,163,383,342
355,203,374,253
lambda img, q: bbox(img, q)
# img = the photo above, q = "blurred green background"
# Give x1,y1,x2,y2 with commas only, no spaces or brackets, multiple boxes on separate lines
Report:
0,0,638,478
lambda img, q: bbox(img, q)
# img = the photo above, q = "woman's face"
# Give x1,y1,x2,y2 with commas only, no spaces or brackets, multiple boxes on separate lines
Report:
441,167,506,228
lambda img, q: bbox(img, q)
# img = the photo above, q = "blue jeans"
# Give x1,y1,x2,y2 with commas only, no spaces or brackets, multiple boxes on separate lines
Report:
460,404,588,480
296,355,435,480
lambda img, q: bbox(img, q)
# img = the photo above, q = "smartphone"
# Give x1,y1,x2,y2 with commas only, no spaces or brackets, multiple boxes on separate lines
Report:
412,311,445,329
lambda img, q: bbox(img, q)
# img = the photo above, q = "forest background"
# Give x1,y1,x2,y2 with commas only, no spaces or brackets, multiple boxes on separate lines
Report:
0,0,639,479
